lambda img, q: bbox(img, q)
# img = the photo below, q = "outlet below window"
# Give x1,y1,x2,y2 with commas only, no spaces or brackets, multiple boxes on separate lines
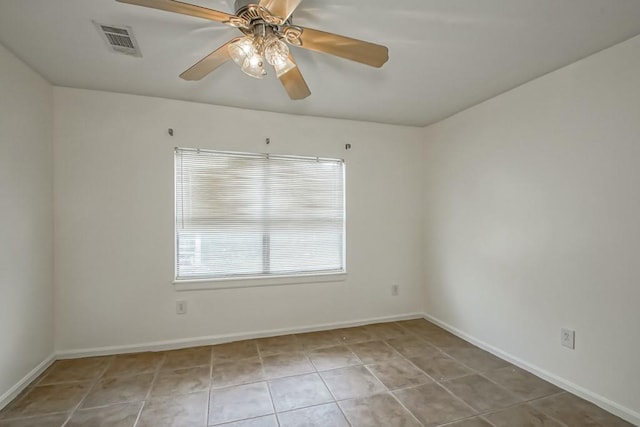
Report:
176,300,187,315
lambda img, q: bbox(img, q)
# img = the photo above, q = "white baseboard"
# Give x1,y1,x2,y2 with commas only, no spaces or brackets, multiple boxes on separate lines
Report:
423,313,640,426
0,354,56,411
56,312,424,359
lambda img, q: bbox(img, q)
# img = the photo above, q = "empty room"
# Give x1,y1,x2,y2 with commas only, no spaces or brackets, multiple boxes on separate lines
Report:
1,0,639,426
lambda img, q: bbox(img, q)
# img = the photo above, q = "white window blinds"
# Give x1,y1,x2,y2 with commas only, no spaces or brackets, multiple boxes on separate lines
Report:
175,148,345,281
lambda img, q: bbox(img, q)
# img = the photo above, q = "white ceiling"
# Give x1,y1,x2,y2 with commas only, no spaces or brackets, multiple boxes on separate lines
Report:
2,1,640,126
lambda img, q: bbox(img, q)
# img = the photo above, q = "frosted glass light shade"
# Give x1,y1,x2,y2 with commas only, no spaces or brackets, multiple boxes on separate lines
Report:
228,37,254,66
265,38,288,65
273,56,296,77
228,37,267,79
241,53,267,79
265,38,296,77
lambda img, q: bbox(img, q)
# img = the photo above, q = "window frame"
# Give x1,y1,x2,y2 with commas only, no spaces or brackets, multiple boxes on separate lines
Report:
173,148,347,290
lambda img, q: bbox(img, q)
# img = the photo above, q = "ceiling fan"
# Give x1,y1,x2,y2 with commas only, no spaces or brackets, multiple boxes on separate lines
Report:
116,0,389,100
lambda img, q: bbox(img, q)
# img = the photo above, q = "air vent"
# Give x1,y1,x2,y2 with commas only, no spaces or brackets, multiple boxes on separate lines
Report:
94,22,142,57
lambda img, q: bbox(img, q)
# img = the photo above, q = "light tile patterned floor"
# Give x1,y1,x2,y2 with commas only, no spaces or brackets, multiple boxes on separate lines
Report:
0,319,633,426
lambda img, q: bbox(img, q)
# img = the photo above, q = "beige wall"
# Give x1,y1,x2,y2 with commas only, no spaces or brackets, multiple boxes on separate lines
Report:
53,88,425,353
0,43,54,402
421,35,640,421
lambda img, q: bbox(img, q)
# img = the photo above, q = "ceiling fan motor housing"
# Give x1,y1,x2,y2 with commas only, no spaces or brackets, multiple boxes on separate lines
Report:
234,0,293,29
234,0,257,14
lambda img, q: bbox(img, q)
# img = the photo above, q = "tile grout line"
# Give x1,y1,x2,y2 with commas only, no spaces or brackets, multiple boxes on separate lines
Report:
476,369,542,403
61,355,115,427
350,324,459,424
477,402,565,427
129,351,167,427
385,373,571,426
263,382,280,427
282,400,355,427
256,340,281,427
438,381,570,425
0,359,103,423
328,324,424,424
478,416,499,427
376,335,482,425
145,352,167,401
260,353,364,426
131,401,146,427
205,346,214,427
126,349,216,425
395,320,498,427
431,413,498,427
387,391,426,427
358,361,425,427
390,334,504,424
511,391,571,427
308,337,353,427
424,336,573,426
369,333,479,427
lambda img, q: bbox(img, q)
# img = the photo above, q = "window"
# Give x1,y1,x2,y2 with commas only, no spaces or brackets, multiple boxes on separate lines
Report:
175,148,345,282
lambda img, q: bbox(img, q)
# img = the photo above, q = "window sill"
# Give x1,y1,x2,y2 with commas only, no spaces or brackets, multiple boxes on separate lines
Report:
173,272,347,292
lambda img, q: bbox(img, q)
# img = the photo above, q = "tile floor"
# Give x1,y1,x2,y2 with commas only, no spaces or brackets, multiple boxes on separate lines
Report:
0,319,633,427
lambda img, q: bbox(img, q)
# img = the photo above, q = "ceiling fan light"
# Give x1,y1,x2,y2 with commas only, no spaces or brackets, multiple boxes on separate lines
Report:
273,56,297,77
228,36,267,79
265,38,289,65
228,37,255,67
241,53,267,79
264,37,295,77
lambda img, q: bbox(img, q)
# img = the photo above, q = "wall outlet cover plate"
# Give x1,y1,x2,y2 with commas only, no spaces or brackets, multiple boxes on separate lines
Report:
561,328,575,349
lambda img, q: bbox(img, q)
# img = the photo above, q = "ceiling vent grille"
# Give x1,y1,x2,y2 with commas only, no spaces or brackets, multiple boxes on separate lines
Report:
94,22,142,57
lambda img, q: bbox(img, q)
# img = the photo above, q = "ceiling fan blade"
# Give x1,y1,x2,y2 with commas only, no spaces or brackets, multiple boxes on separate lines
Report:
116,0,237,25
180,38,239,81
293,27,388,68
279,54,311,100
259,0,303,21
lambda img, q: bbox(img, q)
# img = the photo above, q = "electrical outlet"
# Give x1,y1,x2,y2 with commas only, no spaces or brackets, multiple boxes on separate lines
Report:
176,300,187,315
391,284,399,296
561,328,575,349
